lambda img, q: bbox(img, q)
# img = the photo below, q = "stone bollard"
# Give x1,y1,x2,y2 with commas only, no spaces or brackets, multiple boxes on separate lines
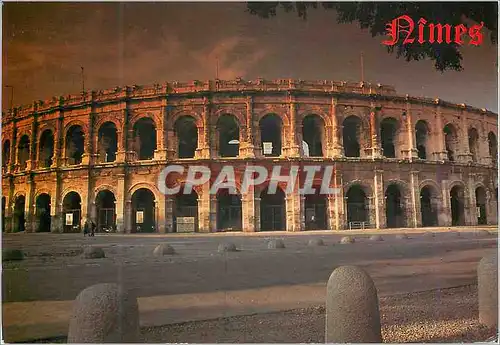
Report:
267,239,286,249
325,266,382,343
218,242,237,253
68,283,140,343
369,235,383,242
308,238,325,246
83,246,105,259
339,236,355,244
153,243,175,256
478,253,498,328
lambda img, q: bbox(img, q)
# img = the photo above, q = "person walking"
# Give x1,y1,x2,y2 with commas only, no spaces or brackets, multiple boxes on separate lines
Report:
90,219,96,237
83,218,89,237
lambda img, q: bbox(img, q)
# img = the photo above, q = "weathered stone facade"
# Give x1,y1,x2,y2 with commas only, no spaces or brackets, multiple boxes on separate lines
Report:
1,79,498,233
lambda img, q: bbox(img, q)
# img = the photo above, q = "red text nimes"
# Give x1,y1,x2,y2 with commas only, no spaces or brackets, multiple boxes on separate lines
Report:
382,15,484,46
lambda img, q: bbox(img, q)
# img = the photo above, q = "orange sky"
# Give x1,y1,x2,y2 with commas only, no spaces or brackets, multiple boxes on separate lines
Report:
2,2,498,112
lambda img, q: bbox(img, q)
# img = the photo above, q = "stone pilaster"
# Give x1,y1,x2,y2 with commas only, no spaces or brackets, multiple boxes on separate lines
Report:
458,109,473,163
124,200,132,233
439,181,452,226
26,178,35,232
369,105,381,158
165,197,174,233
409,171,420,227
115,173,126,233
373,169,385,228
154,107,167,161
116,108,128,162
288,94,300,157
285,191,302,232
242,185,256,232
402,104,418,160
433,104,447,161
155,195,166,233
199,98,211,159
467,176,478,225
327,195,336,230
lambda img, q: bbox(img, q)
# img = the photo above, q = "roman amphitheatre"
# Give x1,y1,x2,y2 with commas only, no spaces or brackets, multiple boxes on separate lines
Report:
1,78,497,234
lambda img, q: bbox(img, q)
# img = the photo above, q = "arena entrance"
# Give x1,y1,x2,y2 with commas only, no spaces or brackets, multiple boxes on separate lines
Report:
35,193,51,232
260,187,286,231
346,185,368,225
62,192,81,232
175,191,198,232
132,188,156,233
450,186,465,226
96,190,116,232
420,186,438,227
385,184,405,228
217,190,242,231
304,191,327,230
13,195,26,232
475,187,487,225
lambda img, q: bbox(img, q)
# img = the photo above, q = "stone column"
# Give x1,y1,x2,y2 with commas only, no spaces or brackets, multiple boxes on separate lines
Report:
439,181,452,226
165,197,174,233
254,197,261,232
155,196,166,233
373,169,385,229
409,171,420,228
197,184,212,233
243,96,256,158
81,116,92,166
27,118,37,171
8,125,17,174
467,176,478,225
458,109,473,163
478,121,492,165
26,178,35,232
154,113,167,161
403,104,418,160
433,104,447,161
51,114,63,168
116,109,128,162
209,194,217,232
200,99,211,159
288,94,300,157
124,200,132,233
50,194,62,233
367,196,377,228
285,191,302,232
242,181,256,232
115,174,126,233
329,98,342,158
369,105,381,158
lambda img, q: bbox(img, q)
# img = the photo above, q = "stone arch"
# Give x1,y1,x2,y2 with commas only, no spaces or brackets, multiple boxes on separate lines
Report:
488,131,497,164
385,181,408,228
38,129,55,168
132,117,157,160
449,183,466,226
259,113,283,157
419,179,441,196
213,109,246,129
415,120,430,160
35,193,51,232
64,124,85,165
448,180,467,193
173,188,199,232
169,110,203,129
128,182,161,202
216,114,240,157
62,191,82,232
260,185,286,231
419,184,439,227
17,134,31,170
384,179,410,197
380,117,400,158
298,109,332,127
468,127,480,163
35,188,52,200
343,180,373,197
255,108,290,125
475,185,487,225
93,117,122,134
216,188,242,231
443,123,459,162
37,124,56,143
129,113,160,130
131,187,156,233
63,120,88,135
94,184,117,196
342,115,364,158
345,184,370,224
2,139,11,167
13,193,26,232
97,121,118,163
95,189,116,232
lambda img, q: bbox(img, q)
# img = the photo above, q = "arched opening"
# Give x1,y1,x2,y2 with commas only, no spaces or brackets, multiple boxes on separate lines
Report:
415,120,429,160
450,185,465,226
39,130,54,168
304,190,327,230
385,184,405,228
420,186,438,227
2,140,11,168
96,190,116,232
35,193,51,232
468,128,479,163
346,185,369,224
133,118,157,160
131,188,156,233
259,114,282,157
174,190,198,232
444,124,458,162
174,116,198,158
260,186,286,231
380,117,398,158
217,189,242,231
217,114,239,157
97,122,118,163
65,125,85,165
475,187,487,225
342,116,362,157
488,132,497,165
17,135,30,170
2,196,6,232
302,115,324,157
62,192,81,232
13,195,26,232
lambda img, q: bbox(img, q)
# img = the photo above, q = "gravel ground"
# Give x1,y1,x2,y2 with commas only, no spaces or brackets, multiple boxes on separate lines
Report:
24,285,497,343
140,285,496,343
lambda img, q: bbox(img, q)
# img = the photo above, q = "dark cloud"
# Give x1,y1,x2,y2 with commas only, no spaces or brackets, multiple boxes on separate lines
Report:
2,2,497,112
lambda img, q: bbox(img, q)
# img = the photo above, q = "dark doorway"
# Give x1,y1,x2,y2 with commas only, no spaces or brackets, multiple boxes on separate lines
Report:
304,191,327,230
17,135,30,170
420,186,438,227
217,190,242,231
475,187,487,225
488,132,497,165
450,186,465,226
35,193,51,232
13,195,26,232
62,192,81,232
260,114,282,157
217,115,239,157
415,120,429,160
385,184,405,228
39,130,55,168
342,116,362,158
346,185,368,224
132,188,156,232
260,186,286,231
175,191,198,232
302,115,324,157
65,126,85,165
175,116,198,158
96,190,116,232
133,118,157,160
444,124,458,162
468,128,479,163
380,118,398,158
97,122,118,163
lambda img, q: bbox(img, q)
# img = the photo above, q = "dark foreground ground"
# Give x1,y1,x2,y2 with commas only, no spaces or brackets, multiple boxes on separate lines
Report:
32,285,496,343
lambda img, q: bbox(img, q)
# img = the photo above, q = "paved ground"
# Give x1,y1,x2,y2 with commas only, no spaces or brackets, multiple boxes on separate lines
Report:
2,227,498,342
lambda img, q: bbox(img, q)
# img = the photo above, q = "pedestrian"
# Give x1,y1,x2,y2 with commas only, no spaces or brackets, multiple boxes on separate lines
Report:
90,219,96,237
83,218,89,237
